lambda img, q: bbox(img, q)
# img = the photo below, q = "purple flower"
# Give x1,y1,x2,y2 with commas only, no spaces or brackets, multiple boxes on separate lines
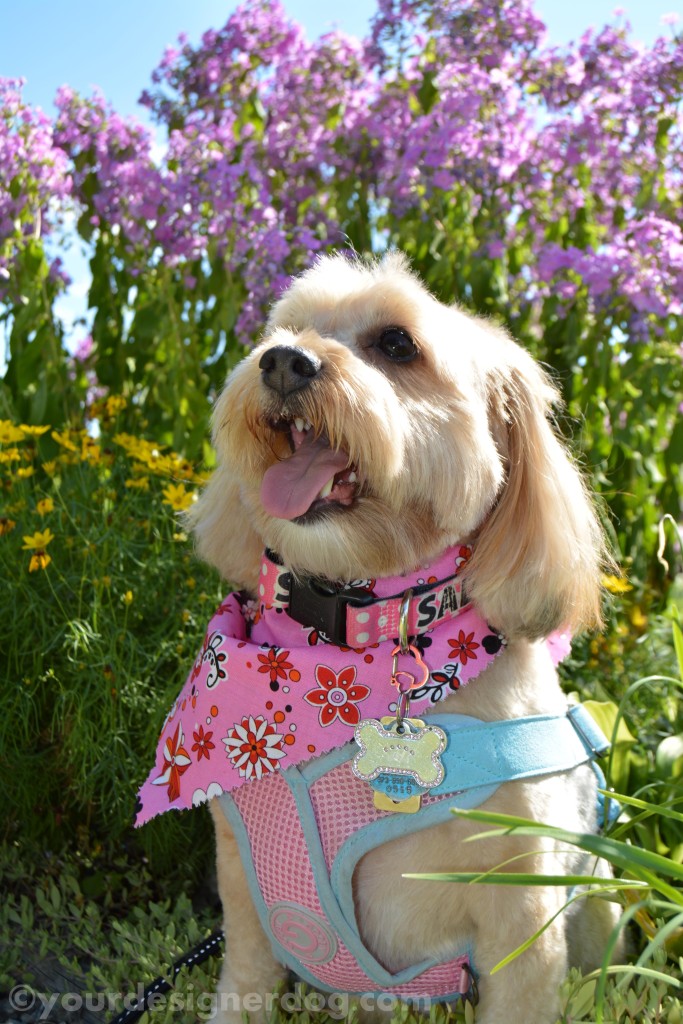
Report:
1,0,681,349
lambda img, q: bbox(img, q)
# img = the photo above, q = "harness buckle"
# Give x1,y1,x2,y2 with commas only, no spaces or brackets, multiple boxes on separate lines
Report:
288,576,374,645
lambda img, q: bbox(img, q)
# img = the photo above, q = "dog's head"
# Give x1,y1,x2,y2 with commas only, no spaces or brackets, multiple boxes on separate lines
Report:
190,253,605,638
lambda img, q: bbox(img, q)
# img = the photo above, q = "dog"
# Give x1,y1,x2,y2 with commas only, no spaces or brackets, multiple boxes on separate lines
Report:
182,252,620,1024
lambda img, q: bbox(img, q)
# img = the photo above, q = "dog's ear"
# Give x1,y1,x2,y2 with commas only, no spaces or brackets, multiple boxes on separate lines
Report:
464,348,606,639
185,463,263,591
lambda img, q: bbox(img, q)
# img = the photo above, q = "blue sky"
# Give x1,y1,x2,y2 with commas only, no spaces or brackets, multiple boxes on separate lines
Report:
1,0,679,124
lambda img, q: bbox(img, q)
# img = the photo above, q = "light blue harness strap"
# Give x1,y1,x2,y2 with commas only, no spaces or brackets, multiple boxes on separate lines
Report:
426,703,609,796
331,704,609,929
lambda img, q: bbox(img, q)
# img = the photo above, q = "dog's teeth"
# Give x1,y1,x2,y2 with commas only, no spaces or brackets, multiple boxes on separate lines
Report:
347,472,357,483
304,420,312,431
319,478,335,499
293,417,305,432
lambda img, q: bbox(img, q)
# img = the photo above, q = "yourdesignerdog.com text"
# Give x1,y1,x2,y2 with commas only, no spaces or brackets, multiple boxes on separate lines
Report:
8,982,437,1020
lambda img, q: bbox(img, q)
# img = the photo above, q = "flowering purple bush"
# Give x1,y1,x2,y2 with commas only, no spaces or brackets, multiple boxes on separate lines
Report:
0,78,71,294
0,0,681,600
0,79,78,425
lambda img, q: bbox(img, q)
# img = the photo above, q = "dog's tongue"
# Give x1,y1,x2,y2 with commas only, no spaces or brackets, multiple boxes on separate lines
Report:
261,434,349,520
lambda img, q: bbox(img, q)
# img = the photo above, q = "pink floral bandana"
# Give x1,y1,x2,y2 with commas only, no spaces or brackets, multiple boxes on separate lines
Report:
136,545,569,826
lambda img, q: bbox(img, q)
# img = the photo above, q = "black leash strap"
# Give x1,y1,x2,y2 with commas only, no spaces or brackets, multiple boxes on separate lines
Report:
108,929,224,1024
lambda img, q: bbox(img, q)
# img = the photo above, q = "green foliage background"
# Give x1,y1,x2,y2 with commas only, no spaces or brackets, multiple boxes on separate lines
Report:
0,411,222,875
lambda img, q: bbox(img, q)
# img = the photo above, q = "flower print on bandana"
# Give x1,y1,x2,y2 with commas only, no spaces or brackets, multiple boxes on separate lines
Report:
448,630,480,665
192,630,228,688
257,646,294,689
240,597,260,624
347,578,376,592
454,545,472,570
204,632,228,688
482,630,506,656
223,715,286,780
304,664,370,727
192,725,215,761
152,722,192,802
411,662,462,704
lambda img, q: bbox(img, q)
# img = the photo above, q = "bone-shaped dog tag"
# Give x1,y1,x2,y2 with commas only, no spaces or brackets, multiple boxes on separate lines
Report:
352,716,447,789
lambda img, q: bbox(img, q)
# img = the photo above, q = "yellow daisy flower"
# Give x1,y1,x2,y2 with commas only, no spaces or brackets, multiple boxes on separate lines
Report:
36,497,55,516
602,574,633,595
19,425,50,437
0,517,17,535
162,483,197,511
15,466,35,479
22,528,55,550
0,448,21,464
114,433,154,457
0,421,24,444
51,429,78,452
23,528,54,571
42,460,58,475
106,395,127,415
80,439,101,463
630,606,647,629
125,477,150,491
29,551,52,572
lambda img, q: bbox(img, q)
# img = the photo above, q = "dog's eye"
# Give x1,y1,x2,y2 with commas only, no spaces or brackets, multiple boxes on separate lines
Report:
376,328,417,363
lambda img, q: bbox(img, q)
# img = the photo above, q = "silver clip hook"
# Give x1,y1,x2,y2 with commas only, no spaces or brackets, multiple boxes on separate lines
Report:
395,689,411,732
395,588,414,730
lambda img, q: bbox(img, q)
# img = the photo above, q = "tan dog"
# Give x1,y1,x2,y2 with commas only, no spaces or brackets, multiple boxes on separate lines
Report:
190,253,620,1024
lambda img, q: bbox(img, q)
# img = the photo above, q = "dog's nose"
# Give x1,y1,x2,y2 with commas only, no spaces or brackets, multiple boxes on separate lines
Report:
259,344,321,397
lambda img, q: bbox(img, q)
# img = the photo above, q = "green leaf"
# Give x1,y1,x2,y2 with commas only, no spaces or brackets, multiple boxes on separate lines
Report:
451,809,683,901
655,115,674,157
417,71,439,114
583,700,637,792
604,789,683,823
402,871,647,888
656,736,683,781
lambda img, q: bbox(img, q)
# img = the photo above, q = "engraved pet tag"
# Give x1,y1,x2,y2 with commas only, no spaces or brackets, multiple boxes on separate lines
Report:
371,770,427,813
352,716,447,789
371,770,427,802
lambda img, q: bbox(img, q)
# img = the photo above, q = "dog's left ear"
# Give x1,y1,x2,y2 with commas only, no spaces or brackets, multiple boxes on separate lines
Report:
464,347,606,639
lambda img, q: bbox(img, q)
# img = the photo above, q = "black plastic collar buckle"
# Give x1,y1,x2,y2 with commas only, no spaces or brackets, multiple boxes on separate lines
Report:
288,576,375,645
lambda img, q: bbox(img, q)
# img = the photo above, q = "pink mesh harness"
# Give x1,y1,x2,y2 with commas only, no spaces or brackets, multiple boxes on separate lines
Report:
136,546,607,1003
221,754,477,1000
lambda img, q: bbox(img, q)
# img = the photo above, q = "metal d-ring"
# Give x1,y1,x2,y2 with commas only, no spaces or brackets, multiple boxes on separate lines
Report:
398,588,413,654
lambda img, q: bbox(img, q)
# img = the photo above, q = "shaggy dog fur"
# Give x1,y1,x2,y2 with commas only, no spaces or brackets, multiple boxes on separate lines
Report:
189,253,620,1024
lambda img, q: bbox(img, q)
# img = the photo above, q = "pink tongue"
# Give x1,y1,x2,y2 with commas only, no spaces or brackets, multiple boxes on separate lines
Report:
261,435,349,520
